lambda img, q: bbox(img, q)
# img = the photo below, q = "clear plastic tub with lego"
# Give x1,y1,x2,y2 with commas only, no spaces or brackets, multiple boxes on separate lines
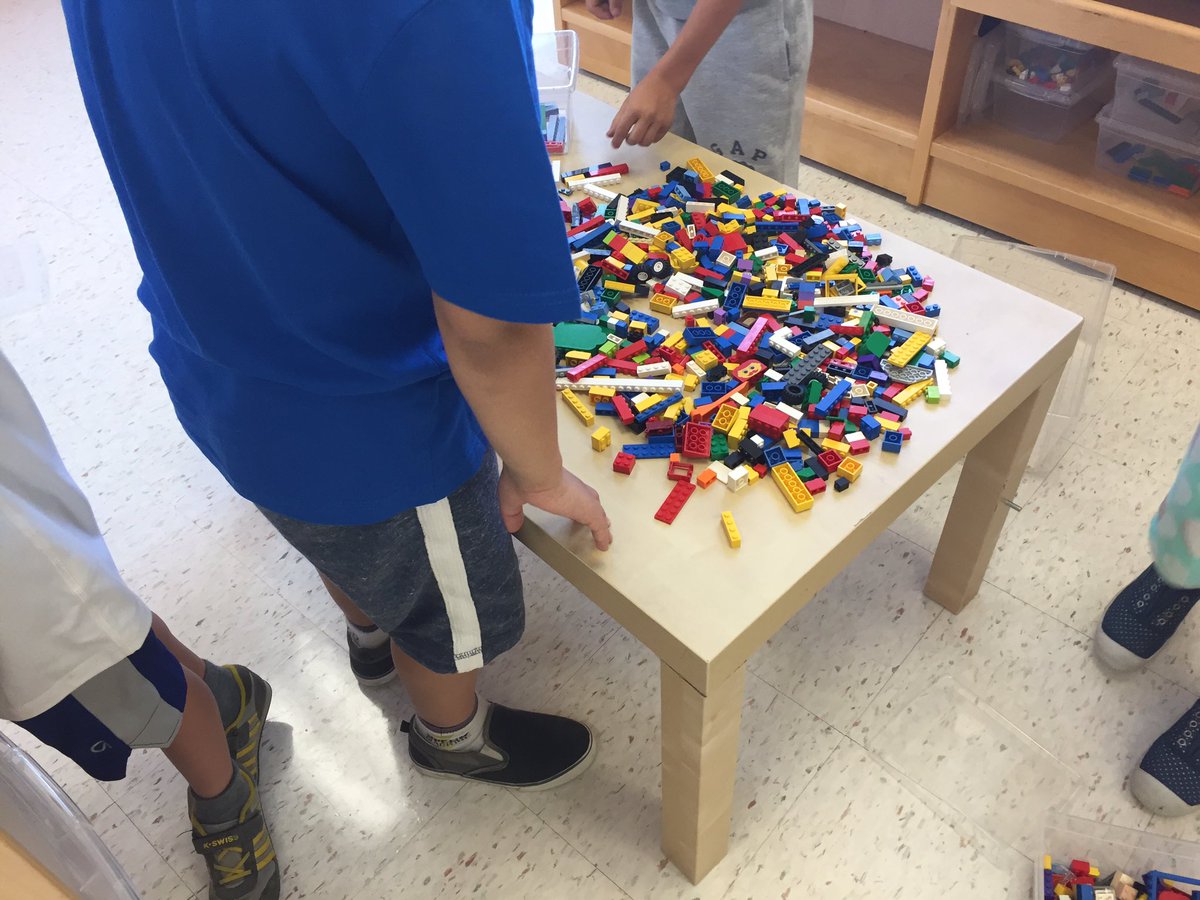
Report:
1095,103,1200,197
0,734,138,899
1002,22,1114,98
1111,53,1200,145
532,30,578,156
991,65,1112,142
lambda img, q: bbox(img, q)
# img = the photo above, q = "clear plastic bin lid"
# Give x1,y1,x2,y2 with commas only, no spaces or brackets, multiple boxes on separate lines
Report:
865,678,1085,869
1097,103,1200,157
1114,53,1200,98
1006,22,1099,54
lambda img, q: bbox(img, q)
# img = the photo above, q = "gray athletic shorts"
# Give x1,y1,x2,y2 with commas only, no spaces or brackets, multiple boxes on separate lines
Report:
258,455,523,675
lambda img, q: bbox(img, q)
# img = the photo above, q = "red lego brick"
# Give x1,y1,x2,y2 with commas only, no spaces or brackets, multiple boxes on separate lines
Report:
613,395,635,426
747,405,789,440
654,481,696,524
645,418,673,439
818,449,843,471
609,358,639,374
667,460,694,482
752,463,768,478
829,421,846,442
576,197,597,217
615,339,648,361
681,421,713,459
613,452,637,475
805,477,827,495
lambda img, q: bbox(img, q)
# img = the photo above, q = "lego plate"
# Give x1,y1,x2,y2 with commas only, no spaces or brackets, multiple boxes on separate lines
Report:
865,678,1084,871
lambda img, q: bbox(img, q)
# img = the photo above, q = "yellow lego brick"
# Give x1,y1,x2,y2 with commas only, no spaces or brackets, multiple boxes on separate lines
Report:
714,324,733,337
633,392,667,413
591,427,611,452
631,198,657,215
821,438,851,455
823,256,849,278
888,331,931,368
608,310,629,324
650,295,680,315
771,464,814,512
683,397,695,414
761,288,779,299
878,417,901,432
835,203,847,219
717,221,742,234
665,332,688,350
628,320,648,337
695,316,713,328
561,389,594,426
742,295,793,313
663,402,683,422
824,274,865,296
729,405,751,442
866,380,879,393
563,350,592,364
895,378,933,407
692,350,719,371
782,428,801,450
721,511,741,548
746,468,760,485
837,457,863,483
603,279,635,294
622,243,648,265
683,373,700,392
1043,856,1052,871
686,157,716,183
712,405,739,434
804,270,823,282
652,232,671,250
664,372,686,384
588,385,616,402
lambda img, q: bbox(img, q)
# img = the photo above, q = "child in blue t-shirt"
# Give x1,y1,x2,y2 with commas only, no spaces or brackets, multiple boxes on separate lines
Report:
59,0,608,817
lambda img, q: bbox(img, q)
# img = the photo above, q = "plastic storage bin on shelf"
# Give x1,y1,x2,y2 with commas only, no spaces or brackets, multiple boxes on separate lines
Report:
1095,104,1200,196
1111,53,1200,145
991,69,1110,142
532,30,578,155
1003,23,1114,99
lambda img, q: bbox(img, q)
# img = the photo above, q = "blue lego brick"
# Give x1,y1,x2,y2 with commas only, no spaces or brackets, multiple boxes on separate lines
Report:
798,418,820,436
621,443,674,459
684,326,718,345
916,352,935,369
747,394,765,408
759,381,786,400
882,432,903,453
594,402,617,417
764,445,787,468
858,415,882,439
659,160,672,171
815,378,851,417
630,310,661,332
800,329,835,350
826,362,857,379
865,233,882,245
646,431,675,444
644,332,666,350
878,294,901,309
700,381,731,399
634,391,684,425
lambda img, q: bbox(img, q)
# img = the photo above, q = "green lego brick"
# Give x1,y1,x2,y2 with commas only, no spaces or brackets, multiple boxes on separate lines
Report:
862,330,890,358
553,323,610,353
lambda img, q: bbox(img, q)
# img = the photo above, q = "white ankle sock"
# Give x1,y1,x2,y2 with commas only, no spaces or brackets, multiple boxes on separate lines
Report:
346,620,389,650
414,698,488,753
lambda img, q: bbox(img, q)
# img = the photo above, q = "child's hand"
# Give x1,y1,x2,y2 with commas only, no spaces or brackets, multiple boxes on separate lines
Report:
584,0,624,19
499,466,613,551
608,73,677,149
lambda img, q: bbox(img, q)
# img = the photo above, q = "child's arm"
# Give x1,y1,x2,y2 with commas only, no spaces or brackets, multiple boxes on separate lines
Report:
432,293,613,551
606,0,746,149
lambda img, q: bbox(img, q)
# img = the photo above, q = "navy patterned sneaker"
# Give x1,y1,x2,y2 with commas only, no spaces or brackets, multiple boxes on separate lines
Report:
1132,698,1200,817
1094,564,1198,671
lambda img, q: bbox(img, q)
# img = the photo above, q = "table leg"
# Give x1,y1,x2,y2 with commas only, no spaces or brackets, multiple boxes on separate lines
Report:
660,661,746,884
925,364,1064,613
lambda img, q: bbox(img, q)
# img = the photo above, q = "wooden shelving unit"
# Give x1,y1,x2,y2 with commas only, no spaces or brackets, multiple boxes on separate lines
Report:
555,0,633,86
804,19,931,194
551,0,1200,309
912,0,1200,309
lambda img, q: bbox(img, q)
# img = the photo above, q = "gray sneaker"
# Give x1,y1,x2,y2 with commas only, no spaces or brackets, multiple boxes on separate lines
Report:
401,701,595,790
190,767,280,900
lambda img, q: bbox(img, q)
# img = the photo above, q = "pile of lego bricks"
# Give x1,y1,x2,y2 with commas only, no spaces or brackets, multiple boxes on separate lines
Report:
552,157,958,541
1044,855,1197,899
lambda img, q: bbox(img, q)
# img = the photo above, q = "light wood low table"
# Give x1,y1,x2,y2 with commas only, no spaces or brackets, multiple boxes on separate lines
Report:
519,93,1082,884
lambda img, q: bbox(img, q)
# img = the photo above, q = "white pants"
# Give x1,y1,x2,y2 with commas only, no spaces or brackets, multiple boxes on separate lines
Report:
632,0,814,187
0,348,149,721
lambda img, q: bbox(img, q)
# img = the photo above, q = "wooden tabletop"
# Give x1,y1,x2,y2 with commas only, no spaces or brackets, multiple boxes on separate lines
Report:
519,92,1082,694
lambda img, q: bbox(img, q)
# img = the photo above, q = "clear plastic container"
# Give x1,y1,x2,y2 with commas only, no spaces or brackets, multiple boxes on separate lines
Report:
532,30,578,155
1003,23,1114,98
991,67,1111,142
1111,53,1200,145
1095,103,1200,196
0,735,139,899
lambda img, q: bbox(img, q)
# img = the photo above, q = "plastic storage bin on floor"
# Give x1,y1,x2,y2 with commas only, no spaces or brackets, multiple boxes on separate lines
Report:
0,734,138,899
1096,104,1200,196
532,30,578,155
1003,22,1113,99
1111,53,1200,145
991,68,1110,141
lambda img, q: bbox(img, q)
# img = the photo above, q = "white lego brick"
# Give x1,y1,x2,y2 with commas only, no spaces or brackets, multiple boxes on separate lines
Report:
570,250,591,263
614,195,629,222
685,201,716,215
753,245,780,261
729,393,749,407
715,251,736,268
934,359,952,399
813,295,877,309
775,402,804,423
618,219,658,239
631,392,650,406
582,184,617,203
573,172,621,188
768,328,803,358
685,360,706,378
636,360,671,378
726,465,750,492
927,337,947,357
686,224,697,240
706,461,731,484
557,377,679,393
551,159,561,181
671,298,720,318
872,305,938,335
762,369,784,382
675,272,705,289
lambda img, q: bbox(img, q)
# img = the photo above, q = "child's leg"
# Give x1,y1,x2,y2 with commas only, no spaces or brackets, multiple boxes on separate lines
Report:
673,0,813,185
631,0,697,143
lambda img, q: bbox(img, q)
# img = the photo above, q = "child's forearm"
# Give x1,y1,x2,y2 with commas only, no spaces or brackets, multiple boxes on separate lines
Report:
432,293,564,492
651,0,745,91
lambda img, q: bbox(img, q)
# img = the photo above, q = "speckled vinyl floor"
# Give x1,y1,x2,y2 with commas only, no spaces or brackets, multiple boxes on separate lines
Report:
3,4,1200,898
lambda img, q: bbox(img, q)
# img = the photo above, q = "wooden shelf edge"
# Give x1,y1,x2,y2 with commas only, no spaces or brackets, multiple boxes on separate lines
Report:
805,95,919,149
560,3,632,46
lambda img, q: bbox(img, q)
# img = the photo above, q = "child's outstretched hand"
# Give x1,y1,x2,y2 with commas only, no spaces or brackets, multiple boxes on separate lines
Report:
608,72,677,149
499,465,613,551
584,0,624,19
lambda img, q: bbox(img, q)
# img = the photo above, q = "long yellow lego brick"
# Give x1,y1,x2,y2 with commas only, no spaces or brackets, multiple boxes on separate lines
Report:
888,331,931,368
742,295,794,313
770,464,814,512
894,378,934,407
561,388,594,426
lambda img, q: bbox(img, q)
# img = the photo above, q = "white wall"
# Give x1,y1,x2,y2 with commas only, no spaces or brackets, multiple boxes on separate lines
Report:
813,0,941,50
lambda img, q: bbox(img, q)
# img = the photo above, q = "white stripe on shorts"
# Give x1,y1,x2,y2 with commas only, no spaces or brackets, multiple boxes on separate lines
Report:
416,498,485,672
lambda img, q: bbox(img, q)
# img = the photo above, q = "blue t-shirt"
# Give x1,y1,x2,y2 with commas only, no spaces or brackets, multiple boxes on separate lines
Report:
60,1,580,525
